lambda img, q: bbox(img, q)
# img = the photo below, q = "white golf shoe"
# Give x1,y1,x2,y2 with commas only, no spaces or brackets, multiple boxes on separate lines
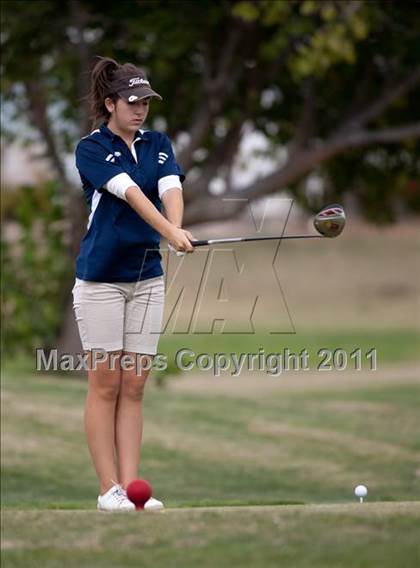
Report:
97,484,135,512
144,496,165,511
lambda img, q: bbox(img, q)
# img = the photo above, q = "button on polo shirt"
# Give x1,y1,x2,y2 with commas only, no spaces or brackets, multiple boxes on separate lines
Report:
75,124,185,282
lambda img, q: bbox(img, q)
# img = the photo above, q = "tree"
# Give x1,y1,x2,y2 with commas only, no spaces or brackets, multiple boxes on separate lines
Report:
2,0,420,354
2,0,420,224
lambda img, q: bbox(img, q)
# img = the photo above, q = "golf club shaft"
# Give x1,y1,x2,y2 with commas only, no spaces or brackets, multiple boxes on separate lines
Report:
191,234,324,247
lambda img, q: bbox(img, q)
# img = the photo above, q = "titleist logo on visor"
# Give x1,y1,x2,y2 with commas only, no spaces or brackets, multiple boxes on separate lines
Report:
128,77,150,87
108,76,152,95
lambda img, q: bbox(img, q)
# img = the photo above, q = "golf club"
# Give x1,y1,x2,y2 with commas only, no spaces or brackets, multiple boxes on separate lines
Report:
190,204,346,247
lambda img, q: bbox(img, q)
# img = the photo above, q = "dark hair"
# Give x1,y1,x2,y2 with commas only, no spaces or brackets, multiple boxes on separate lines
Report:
87,56,147,127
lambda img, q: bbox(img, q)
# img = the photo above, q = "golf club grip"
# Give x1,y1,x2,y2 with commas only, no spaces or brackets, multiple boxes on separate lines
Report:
191,239,212,247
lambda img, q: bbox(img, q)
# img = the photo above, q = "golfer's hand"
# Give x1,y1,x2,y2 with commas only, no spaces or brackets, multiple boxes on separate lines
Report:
167,227,195,253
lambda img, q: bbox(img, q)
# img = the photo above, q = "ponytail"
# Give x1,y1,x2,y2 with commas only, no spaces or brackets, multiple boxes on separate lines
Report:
87,56,119,128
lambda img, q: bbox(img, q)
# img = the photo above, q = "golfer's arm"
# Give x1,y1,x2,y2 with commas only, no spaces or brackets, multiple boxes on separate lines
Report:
161,188,184,228
125,186,174,239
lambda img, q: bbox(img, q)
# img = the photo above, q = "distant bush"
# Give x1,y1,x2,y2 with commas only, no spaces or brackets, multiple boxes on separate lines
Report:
1,181,72,357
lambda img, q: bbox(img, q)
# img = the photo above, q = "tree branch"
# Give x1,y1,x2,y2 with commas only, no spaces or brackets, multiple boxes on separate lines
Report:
204,22,244,95
24,79,68,185
183,119,244,203
184,122,420,226
177,101,213,171
342,68,420,129
177,18,252,171
289,79,315,155
329,123,420,149
69,0,92,137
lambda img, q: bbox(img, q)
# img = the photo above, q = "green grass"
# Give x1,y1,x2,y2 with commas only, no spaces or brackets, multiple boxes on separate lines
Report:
160,227,420,333
158,328,420,366
4,328,419,381
2,504,420,568
3,196,420,567
2,363,420,507
2,359,420,566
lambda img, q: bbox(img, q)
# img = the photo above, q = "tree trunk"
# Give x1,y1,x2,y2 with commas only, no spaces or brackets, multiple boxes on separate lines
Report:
55,296,84,359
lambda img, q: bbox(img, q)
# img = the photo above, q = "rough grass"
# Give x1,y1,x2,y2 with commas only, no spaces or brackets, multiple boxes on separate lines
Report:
2,360,420,566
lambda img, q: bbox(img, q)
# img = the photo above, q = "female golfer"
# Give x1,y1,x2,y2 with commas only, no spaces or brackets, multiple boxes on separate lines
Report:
72,56,193,511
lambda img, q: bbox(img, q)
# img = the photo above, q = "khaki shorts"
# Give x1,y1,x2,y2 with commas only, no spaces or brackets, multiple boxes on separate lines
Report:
72,276,165,354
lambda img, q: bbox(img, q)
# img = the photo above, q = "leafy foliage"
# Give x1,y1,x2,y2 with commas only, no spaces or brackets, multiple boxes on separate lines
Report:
2,0,419,221
1,182,72,356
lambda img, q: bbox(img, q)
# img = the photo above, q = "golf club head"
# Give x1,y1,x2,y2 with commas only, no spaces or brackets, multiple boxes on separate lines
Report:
313,204,346,238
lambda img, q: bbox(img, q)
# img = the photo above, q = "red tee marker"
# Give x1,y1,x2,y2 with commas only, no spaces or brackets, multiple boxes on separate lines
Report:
126,479,152,510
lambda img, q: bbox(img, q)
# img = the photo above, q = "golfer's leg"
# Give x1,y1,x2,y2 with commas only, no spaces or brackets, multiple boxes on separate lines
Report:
72,278,127,495
115,276,165,489
115,353,151,490
84,351,122,494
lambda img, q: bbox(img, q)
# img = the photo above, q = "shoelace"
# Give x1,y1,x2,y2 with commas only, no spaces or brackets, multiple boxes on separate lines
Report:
109,480,129,505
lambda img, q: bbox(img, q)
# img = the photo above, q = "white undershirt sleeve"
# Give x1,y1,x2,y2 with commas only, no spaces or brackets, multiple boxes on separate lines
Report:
104,173,139,201
158,175,182,199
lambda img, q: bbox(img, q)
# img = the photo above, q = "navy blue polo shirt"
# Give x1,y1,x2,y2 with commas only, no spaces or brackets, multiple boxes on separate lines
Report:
74,124,185,282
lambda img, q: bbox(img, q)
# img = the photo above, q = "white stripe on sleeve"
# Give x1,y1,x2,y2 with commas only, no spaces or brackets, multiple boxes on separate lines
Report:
104,173,139,201
158,175,182,199
87,190,102,230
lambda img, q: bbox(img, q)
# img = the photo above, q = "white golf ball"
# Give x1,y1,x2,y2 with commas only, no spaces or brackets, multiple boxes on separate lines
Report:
354,484,368,498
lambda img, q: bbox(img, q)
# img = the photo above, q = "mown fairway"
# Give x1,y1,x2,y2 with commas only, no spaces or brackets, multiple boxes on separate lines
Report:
2,224,419,567
3,503,420,568
2,357,420,567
